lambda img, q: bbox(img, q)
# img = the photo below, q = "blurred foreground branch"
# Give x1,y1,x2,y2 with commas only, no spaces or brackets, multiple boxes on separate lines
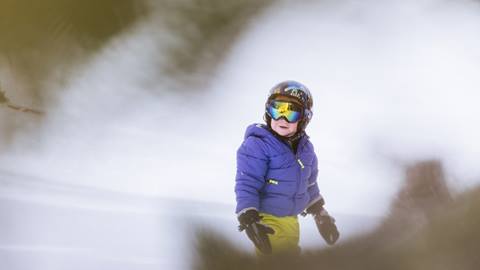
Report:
0,87,44,116
0,89,9,104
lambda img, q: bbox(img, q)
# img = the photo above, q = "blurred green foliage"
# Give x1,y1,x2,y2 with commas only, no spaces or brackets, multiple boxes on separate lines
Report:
194,161,480,270
0,0,274,144
0,0,147,104
161,0,272,81
0,0,146,53
0,0,147,144
0,0,273,98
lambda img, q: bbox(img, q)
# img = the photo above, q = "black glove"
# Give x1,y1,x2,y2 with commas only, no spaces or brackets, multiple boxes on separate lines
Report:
238,209,275,254
306,201,340,245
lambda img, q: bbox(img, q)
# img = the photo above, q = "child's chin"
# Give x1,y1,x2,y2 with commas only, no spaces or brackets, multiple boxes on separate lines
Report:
278,131,292,137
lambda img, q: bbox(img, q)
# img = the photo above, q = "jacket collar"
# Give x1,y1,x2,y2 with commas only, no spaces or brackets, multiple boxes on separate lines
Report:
246,123,308,153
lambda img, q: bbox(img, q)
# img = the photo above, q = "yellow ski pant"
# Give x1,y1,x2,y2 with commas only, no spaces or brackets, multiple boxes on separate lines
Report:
258,213,300,255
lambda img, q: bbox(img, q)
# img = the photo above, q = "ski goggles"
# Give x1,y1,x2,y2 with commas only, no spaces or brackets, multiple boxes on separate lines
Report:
266,100,303,123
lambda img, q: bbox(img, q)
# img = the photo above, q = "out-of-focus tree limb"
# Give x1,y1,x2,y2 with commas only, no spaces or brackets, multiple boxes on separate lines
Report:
0,89,9,104
5,103,44,116
0,87,43,116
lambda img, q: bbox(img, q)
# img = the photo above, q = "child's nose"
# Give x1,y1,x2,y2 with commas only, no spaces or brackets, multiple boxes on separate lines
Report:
277,118,289,124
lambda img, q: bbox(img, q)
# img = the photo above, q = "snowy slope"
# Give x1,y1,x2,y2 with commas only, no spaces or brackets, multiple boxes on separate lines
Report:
0,170,380,270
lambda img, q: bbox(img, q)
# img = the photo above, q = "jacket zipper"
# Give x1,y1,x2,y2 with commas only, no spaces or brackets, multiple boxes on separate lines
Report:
277,134,307,215
293,142,305,214
297,158,305,169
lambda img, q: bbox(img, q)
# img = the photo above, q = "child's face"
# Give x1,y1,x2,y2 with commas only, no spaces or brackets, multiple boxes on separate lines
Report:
271,118,298,137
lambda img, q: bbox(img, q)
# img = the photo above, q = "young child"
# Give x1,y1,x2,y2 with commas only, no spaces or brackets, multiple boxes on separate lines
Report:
235,80,339,254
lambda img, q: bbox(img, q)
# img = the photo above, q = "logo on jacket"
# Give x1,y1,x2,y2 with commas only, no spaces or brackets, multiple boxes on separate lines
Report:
268,179,278,185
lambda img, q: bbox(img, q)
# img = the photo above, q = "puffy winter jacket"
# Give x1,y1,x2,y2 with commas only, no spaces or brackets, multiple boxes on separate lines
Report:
235,124,322,217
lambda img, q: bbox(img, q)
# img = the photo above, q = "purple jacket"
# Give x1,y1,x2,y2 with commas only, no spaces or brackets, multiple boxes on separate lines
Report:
235,124,322,217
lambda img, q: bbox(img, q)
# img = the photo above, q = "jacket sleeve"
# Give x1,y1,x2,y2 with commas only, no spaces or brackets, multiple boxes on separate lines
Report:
306,153,324,209
235,136,269,214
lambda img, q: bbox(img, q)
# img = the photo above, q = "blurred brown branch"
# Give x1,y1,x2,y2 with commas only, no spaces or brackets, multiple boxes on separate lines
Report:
5,103,44,116
0,86,44,116
0,88,9,104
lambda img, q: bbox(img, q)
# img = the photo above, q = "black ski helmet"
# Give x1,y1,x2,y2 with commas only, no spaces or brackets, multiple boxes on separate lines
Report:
264,80,313,131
